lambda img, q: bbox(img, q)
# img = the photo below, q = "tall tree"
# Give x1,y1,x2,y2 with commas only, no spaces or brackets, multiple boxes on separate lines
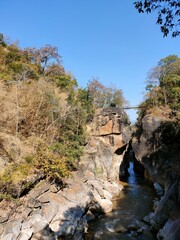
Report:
24,45,61,73
145,55,180,109
87,78,127,108
134,0,180,37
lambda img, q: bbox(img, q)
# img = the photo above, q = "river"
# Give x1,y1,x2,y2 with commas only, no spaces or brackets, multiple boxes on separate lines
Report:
84,161,158,240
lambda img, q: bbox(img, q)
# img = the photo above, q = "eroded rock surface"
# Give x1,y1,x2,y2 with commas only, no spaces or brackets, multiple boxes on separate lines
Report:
132,108,180,240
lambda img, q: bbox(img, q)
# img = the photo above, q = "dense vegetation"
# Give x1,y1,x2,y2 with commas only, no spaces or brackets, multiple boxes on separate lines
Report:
144,55,180,111
0,34,126,199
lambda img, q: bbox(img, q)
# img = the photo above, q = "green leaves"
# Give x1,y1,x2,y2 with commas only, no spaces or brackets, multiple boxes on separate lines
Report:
143,55,180,111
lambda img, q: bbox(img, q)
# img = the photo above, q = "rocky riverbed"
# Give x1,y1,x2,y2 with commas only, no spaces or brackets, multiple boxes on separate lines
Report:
84,161,158,240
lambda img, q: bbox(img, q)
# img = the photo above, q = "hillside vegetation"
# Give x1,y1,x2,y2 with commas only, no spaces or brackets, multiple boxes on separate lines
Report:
136,54,180,125
0,34,126,199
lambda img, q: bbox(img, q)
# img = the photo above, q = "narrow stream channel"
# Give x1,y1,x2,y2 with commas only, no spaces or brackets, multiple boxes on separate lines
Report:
84,161,158,240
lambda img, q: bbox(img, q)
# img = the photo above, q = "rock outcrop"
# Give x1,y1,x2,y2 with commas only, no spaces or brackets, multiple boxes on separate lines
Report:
83,107,131,180
132,108,180,240
0,107,131,240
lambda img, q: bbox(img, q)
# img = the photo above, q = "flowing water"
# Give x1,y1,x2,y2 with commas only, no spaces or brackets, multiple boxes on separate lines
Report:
84,161,158,240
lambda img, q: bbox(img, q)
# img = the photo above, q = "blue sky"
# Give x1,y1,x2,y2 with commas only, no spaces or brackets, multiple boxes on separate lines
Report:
0,0,179,122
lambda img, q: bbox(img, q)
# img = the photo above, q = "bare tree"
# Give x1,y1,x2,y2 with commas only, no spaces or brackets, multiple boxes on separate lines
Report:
24,45,62,73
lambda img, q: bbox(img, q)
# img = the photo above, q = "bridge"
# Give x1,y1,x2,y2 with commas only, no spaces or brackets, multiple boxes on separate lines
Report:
103,106,145,112
120,106,144,110
101,106,145,116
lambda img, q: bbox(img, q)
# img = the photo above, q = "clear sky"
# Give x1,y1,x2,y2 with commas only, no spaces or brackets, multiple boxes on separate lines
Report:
0,0,179,122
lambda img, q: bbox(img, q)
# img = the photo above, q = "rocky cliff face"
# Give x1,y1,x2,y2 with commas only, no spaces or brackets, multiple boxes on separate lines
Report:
132,108,180,240
82,107,131,181
0,107,131,240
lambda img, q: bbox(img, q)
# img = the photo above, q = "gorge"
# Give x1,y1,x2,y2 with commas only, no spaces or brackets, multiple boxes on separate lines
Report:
0,106,179,240
0,42,179,240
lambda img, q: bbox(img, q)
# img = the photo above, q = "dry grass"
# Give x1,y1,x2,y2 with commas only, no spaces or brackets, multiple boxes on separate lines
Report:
147,106,172,119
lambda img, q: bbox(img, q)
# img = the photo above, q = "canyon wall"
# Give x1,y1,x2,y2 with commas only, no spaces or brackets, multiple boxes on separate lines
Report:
132,108,180,240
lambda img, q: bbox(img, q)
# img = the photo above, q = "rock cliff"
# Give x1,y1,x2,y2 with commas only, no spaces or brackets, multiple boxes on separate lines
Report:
0,107,131,240
82,107,131,180
132,107,180,240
